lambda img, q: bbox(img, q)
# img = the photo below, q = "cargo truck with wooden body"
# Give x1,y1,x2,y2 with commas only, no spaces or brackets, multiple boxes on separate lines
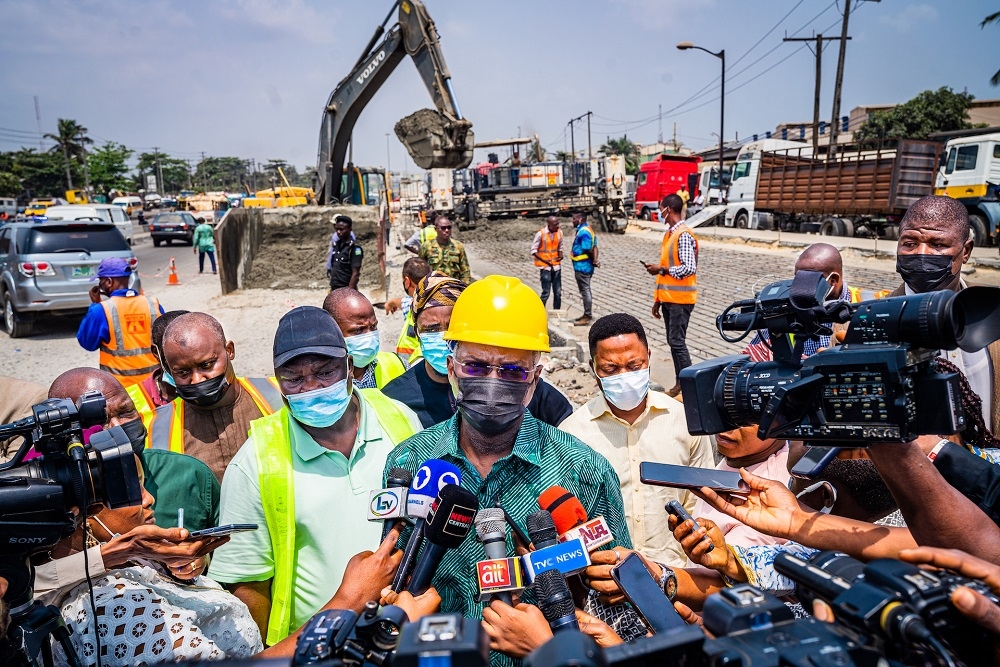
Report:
725,138,940,240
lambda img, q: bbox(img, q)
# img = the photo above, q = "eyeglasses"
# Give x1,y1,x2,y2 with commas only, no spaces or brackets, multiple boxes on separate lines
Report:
455,360,536,383
437,225,453,230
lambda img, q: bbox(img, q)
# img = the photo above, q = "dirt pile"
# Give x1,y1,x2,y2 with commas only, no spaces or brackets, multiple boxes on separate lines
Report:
460,217,540,248
244,205,382,291
394,108,448,142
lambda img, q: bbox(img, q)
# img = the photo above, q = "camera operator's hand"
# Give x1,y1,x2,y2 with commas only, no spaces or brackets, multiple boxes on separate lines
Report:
482,599,553,659
101,525,228,570
584,548,661,605
668,515,744,582
692,468,802,541
899,547,1000,634
379,586,441,622
332,525,404,613
575,609,624,647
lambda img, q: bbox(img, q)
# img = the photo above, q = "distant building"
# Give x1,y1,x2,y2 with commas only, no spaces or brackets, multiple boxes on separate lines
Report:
636,142,694,164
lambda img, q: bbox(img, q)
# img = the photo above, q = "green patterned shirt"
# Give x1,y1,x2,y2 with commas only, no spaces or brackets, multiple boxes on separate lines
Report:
383,411,631,667
419,238,472,283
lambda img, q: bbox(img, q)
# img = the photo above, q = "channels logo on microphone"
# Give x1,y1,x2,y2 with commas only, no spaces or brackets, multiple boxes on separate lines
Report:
476,557,525,601
521,537,590,583
558,517,614,551
367,488,407,521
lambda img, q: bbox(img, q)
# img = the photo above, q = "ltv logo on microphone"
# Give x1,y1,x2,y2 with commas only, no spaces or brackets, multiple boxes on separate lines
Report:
367,488,407,521
476,557,525,601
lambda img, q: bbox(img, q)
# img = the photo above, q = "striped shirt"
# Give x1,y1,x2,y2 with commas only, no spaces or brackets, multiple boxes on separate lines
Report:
666,221,697,279
383,411,631,667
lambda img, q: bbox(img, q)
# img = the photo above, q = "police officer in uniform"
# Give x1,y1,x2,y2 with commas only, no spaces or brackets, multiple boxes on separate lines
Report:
326,214,363,290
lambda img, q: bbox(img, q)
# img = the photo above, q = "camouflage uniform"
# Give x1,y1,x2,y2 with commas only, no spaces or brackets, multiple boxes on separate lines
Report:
419,238,472,283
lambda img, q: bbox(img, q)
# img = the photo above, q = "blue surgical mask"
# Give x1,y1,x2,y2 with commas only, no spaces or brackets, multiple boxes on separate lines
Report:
346,330,380,369
160,369,176,387
599,368,650,411
285,379,352,428
419,331,452,375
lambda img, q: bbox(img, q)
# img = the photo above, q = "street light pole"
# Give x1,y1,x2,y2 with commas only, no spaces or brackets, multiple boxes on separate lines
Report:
678,42,725,198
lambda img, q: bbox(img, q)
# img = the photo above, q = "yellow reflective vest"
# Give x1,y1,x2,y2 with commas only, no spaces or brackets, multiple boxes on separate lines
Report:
373,351,406,388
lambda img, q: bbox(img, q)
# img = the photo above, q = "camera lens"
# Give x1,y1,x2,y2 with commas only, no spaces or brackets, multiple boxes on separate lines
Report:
809,550,865,584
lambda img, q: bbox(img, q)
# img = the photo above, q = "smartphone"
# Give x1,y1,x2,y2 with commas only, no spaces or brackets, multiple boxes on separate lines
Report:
789,447,840,479
640,462,748,494
664,500,714,553
610,553,687,633
186,523,258,539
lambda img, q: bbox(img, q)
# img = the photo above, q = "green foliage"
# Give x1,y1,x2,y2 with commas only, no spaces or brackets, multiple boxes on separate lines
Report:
88,142,134,195
194,156,248,191
984,10,1000,86
598,136,642,175
3,148,67,197
0,171,21,197
43,118,92,189
854,87,975,144
135,152,191,192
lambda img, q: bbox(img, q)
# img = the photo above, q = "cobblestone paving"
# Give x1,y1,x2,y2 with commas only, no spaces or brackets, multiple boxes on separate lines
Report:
461,221,922,367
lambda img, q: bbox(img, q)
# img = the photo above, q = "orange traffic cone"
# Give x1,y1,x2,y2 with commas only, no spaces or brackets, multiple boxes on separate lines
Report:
167,257,181,285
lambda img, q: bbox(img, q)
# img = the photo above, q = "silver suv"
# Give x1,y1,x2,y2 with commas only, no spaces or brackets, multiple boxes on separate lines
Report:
0,220,142,337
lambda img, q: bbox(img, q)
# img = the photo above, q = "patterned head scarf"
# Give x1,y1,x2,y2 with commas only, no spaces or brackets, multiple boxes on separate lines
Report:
413,271,467,318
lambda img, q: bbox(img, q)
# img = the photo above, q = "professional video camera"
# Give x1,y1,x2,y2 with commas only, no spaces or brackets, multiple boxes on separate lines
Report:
0,391,143,666
679,270,1000,446
775,550,1000,666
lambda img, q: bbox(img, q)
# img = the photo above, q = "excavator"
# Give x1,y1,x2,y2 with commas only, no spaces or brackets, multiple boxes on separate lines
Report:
315,0,474,205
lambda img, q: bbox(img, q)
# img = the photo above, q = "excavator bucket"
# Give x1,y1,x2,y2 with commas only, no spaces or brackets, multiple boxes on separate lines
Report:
394,108,474,170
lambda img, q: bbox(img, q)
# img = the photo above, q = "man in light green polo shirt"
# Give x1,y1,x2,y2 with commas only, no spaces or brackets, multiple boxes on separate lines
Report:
209,306,422,646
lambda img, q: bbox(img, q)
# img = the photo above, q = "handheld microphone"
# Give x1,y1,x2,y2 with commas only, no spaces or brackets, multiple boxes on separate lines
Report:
392,459,462,592
523,508,590,582
534,569,580,633
475,508,515,604
406,484,478,595
368,468,413,542
539,486,614,552
526,510,559,549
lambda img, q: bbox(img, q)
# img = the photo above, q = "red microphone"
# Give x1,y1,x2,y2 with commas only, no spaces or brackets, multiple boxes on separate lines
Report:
538,485,614,552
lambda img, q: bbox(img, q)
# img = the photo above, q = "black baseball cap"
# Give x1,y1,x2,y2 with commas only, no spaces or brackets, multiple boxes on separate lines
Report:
273,306,348,367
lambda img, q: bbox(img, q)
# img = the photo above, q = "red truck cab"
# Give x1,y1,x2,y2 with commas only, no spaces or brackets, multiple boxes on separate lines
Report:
634,154,702,220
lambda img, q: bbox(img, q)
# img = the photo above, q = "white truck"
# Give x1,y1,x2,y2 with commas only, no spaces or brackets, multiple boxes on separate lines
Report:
934,130,1000,246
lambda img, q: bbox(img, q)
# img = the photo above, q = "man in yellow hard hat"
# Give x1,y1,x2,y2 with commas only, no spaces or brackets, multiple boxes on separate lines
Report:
382,275,630,667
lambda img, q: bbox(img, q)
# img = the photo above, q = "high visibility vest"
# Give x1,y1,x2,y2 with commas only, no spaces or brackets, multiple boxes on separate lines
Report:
126,382,157,436
847,285,890,303
655,224,698,305
533,228,563,268
419,225,437,245
395,308,421,359
373,351,406,388
147,377,283,452
251,389,418,646
99,295,161,387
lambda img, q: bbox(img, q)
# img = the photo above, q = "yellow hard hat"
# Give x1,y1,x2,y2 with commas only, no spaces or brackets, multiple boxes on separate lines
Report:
445,275,550,352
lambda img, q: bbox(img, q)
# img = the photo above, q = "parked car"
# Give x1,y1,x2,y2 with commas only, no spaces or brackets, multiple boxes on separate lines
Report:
149,211,197,246
44,204,134,245
143,193,162,210
0,220,141,337
0,198,17,220
160,196,178,211
25,197,68,217
111,195,143,216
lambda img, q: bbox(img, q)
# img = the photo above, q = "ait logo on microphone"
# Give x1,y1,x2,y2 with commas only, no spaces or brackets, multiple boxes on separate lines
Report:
477,558,525,600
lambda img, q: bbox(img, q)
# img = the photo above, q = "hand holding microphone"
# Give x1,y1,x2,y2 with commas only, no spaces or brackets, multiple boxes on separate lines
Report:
406,483,479,595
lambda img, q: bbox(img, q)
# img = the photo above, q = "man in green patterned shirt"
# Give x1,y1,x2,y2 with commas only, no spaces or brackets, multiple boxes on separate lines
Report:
418,216,472,283
383,275,629,667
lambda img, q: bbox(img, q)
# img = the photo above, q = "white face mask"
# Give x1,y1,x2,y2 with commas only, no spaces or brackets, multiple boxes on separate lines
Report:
598,367,650,411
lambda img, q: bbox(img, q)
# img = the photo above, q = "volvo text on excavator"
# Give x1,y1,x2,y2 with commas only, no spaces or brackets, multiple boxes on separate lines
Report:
315,0,474,205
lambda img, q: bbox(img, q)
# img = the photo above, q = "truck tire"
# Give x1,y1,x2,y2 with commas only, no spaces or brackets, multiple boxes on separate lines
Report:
641,207,652,221
3,291,32,338
970,213,989,247
881,224,899,240
819,218,847,236
734,211,749,229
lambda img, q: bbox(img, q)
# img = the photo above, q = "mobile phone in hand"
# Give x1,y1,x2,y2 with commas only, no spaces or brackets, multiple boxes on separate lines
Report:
640,462,748,494
186,524,258,539
665,500,714,553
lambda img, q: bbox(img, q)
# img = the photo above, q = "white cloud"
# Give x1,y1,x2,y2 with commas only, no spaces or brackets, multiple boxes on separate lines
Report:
880,3,938,32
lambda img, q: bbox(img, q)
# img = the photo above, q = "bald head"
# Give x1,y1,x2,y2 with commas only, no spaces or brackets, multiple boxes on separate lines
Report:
897,195,974,293
900,195,971,244
163,312,226,350
795,243,843,275
161,312,234,383
323,288,378,339
49,367,138,426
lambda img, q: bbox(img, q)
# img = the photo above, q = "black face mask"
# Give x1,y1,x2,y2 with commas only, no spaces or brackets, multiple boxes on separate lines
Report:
896,253,956,293
453,376,531,436
119,417,148,455
175,364,234,407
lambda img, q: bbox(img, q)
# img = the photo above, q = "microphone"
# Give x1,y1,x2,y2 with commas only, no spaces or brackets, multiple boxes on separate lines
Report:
392,459,462,592
534,569,579,633
526,510,559,549
367,468,413,541
539,486,614,552
475,508,516,605
523,509,589,583
407,484,479,595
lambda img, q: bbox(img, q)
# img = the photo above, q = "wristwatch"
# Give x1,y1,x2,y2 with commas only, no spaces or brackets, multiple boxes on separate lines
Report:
655,562,678,601
658,267,667,276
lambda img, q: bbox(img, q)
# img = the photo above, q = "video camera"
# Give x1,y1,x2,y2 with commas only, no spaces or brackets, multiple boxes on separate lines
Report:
679,271,1000,446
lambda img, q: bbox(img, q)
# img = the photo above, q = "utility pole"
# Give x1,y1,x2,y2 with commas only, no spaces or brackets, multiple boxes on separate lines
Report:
587,111,592,160
673,122,677,152
569,112,593,161
658,104,663,144
568,118,576,162
784,33,846,153
200,151,206,190
829,0,877,154
153,147,164,195
34,96,44,151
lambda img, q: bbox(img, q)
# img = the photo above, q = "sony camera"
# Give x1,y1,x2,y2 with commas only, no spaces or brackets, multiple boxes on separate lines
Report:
776,550,1000,666
679,271,1000,446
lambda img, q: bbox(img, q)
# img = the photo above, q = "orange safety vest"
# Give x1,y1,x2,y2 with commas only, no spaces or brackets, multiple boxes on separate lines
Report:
655,224,698,305
847,285,891,303
146,376,283,453
99,295,161,387
533,228,563,268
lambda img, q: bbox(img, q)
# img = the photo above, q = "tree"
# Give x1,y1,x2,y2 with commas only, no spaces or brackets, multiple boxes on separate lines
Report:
551,150,572,162
194,156,247,191
598,136,642,175
6,148,67,198
853,87,975,144
135,153,191,193
984,10,1000,86
0,171,21,197
43,118,91,190
87,142,133,196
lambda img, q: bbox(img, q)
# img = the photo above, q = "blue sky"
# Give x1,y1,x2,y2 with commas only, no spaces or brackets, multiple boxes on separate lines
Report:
1,0,997,175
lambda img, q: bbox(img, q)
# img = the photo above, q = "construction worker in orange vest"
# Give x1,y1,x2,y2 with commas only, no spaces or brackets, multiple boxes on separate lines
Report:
532,215,564,310
77,257,165,389
644,194,697,398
